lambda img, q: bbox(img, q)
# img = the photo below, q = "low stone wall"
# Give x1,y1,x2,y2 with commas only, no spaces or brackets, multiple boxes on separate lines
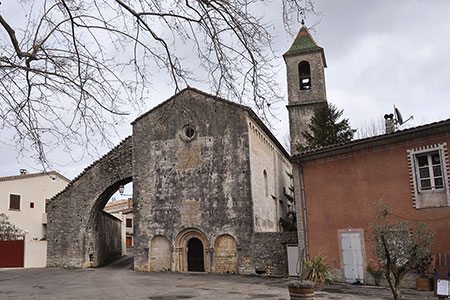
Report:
96,212,122,266
253,231,298,276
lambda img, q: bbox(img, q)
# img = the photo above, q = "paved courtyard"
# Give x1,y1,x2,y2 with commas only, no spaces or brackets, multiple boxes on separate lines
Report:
0,256,435,299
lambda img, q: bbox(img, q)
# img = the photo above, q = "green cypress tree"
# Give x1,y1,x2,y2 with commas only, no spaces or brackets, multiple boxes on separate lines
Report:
298,102,355,151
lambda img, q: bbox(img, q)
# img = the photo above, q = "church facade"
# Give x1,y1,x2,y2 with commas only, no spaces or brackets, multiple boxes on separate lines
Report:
131,88,295,274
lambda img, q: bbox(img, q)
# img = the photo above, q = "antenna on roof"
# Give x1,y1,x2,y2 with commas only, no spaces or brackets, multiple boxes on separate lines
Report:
393,105,413,127
394,106,403,125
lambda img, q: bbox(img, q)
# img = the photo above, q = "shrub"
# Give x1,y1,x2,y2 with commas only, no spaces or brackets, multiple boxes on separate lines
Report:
303,252,333,284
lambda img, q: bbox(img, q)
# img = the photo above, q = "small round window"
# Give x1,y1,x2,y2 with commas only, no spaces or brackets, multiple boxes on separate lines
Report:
185,127,195,139
181,125,196,141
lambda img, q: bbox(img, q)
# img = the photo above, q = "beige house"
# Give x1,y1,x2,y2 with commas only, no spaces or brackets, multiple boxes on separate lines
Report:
104,198,134,255
0,170,70,267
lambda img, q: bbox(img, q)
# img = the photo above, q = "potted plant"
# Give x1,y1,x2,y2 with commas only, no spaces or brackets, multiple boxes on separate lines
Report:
303,252,333,288
415,255,433,291
288,249,315,299
287,279,315,299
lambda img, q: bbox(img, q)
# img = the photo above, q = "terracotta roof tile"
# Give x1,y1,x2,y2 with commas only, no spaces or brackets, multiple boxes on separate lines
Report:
0,171,70,183
293,118,450,160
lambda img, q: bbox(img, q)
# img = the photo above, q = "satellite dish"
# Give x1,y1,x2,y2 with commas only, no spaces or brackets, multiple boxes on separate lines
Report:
394,106,404,125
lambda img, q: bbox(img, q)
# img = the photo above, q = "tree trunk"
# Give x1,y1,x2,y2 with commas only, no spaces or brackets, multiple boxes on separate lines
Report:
385,270,402,300
392,281,402,300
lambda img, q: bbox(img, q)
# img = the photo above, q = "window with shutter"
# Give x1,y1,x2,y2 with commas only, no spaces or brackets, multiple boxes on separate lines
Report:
126,218,132,227
9,194,21,210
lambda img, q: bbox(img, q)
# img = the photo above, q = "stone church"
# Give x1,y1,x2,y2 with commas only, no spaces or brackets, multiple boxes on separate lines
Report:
47,25,322,275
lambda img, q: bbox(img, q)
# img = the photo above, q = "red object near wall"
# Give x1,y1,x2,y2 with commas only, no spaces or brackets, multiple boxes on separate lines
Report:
0,240,24,268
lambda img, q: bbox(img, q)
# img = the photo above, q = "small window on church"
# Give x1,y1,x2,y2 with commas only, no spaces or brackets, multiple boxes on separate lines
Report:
185,126,195,139
298,61,311,90
180,125,196,141
263,170,268,197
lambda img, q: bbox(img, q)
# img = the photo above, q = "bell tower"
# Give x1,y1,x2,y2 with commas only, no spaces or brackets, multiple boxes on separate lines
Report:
284,24,327,154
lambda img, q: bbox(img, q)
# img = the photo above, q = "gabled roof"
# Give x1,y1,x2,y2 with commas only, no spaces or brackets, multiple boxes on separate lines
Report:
0,171,70,183
132,87,290,159
293,118,450,162
283,26,327,67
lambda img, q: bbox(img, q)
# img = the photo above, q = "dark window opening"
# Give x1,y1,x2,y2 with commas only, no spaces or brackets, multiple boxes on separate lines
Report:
185,127,195,138
30,202,34,208
184,126,195,139
126,218,132,227
9,194,21,210
263,170,268,197
298,61,312,90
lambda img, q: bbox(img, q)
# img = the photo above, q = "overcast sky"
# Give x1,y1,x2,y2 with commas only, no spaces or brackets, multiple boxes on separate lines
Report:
1,0,450,179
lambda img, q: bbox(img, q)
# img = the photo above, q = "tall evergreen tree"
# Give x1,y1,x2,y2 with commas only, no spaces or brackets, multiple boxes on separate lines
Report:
298,102,355,151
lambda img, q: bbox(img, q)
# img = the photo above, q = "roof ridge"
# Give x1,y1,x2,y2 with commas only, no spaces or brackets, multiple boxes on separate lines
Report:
132,87,290,159
293,117,450,159
131,87,252,125
0,171,70,183
284,25,323,56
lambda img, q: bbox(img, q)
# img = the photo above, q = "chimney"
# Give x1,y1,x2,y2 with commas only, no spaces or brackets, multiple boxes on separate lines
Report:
384,114,395,134
19,169,28,175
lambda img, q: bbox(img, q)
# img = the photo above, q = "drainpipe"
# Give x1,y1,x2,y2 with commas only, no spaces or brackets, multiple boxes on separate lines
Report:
299,163,309,259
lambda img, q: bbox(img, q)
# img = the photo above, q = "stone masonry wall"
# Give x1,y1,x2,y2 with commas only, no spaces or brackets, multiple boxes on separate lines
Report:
285,51,327,154
253,231,298,276
248,116,293,232
95,212,122,266
47,137,132,268
132,89,255,272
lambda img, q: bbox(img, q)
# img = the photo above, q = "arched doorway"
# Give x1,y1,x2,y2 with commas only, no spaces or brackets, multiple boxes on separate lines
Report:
187,238,204,272
174,228,210,272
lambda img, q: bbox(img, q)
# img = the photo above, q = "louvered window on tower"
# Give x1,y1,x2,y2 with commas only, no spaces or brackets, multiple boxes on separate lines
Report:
298,61,311,90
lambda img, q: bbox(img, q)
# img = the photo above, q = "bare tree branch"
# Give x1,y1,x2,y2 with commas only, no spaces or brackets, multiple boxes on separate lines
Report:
0,0,316,169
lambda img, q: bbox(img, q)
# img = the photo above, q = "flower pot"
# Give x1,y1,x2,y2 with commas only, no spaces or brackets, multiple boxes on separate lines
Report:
288,286,314,299
416,277,433,291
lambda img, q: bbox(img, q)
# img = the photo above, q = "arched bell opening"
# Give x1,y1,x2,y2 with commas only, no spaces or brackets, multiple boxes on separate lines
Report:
298,61,311,90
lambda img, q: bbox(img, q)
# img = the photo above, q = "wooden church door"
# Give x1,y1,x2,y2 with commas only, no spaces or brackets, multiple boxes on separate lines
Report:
187,238,204,272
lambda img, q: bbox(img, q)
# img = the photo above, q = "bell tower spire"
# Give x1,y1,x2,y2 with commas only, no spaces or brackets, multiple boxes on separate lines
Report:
284,25,327,154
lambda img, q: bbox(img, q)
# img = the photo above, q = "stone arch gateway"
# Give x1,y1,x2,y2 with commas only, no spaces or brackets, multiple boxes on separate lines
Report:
47,137,132,268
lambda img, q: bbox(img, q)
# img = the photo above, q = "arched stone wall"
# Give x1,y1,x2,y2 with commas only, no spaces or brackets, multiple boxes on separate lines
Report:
214,234,238,274
47,137,133,268
149,235,171,271
174,228,211,272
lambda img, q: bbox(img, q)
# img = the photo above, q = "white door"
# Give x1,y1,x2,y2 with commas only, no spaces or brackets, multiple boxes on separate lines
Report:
341,232,364,283
287,244,299,277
